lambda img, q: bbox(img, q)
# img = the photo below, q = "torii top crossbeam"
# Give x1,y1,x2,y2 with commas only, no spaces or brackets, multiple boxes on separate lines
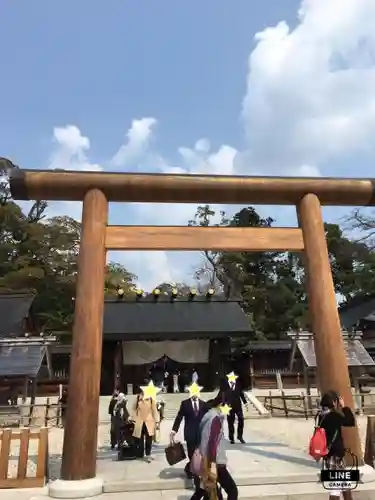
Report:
9,168,375,206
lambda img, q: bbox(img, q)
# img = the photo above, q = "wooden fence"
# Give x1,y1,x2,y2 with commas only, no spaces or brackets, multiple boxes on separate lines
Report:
262,392,313,418
261,391,375,418
0,427,48,488
0,400,65,428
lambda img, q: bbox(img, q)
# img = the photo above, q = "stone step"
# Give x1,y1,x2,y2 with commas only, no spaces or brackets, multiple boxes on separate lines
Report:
160,391,269,419
100,481,375,500
30,482,375,500
103,471,319,492
102,466,375,496
40,469,375,499
162,408,267,419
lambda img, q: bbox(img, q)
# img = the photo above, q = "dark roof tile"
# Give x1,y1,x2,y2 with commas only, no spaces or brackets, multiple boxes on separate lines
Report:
0,345,45,377
297,339,375,367
103,298,250,338
338,294,375,329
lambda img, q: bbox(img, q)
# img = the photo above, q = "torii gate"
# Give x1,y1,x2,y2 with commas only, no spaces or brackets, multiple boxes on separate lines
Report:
10,168,373,485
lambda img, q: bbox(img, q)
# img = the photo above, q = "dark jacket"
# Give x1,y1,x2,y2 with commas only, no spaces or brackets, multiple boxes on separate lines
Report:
220,378,247,410
108,397,117,416
172,398,208,444
317,407,355,458
59,391,68,415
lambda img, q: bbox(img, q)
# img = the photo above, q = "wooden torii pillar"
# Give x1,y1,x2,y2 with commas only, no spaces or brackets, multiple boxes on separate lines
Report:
60,189,108,481
298,193,363,463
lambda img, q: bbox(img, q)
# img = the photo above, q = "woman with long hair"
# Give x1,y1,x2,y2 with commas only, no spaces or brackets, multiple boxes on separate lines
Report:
131,389,160,462
190,391,238,500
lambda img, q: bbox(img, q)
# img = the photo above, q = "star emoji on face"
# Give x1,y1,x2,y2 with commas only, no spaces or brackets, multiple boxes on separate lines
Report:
219,404,232,416
140,381,161,400
187,382,203,398
226,372,238,384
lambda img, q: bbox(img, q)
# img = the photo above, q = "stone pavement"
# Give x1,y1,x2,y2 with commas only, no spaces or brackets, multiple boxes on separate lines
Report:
2,417,325,499
98,419,320,491
3,394,375,498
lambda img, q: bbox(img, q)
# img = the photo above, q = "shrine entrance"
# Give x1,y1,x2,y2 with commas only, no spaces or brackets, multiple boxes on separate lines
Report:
10,168,374,481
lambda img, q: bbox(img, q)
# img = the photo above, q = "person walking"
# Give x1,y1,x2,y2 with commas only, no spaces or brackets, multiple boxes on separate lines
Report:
171,389,208,479
113,392,129,447
220,372,248,444
58,387,68,428
108,389,119,449
131,389,160,462
173,372,179,393
190,391,238,500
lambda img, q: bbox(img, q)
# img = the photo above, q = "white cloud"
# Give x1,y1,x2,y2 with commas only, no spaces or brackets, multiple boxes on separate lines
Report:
194,139,210,153
41,0,375,291
111,117,157,168
121,251,174,291
44,125,99,220
240,0,375,175
49,125,102,172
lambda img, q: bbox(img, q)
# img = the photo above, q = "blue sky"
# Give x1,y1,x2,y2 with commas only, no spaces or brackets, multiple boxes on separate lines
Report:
2,0,375,290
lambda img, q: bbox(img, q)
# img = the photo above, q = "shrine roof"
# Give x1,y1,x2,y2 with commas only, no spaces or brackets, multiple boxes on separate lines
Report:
0,293,35,338
297,339,375,368
339,294,375,329
0,345,45,377
244,341,292,351
102,296,251,340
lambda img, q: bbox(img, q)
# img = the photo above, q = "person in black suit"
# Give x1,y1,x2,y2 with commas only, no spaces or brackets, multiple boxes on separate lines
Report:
221,372,248,444
108,390,119,449
171,393,208,479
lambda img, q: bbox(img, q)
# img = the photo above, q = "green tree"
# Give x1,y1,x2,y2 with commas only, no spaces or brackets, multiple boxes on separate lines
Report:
105,262,137,297
188,205,229,292
189,205,308,338
0,162,138,330
325,222,375,304
189,204,375,338
154,281,192,296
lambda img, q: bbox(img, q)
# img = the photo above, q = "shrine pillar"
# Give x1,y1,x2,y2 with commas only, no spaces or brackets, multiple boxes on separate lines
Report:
54,189,108,495
298,193,362,463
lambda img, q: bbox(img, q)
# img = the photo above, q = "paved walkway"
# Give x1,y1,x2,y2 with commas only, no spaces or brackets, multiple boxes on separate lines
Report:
0,417,322,500
1,393,373,499
95,419,319,487
2,413,372,499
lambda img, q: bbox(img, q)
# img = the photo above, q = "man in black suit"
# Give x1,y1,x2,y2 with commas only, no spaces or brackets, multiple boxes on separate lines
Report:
221,372,248,444
170,390,208,479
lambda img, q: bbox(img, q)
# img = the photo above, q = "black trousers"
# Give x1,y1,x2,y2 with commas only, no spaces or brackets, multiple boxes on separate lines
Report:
110,428,117,448
227,407,244,440
189,465,238,500
137,423,153,457
185,439,198,482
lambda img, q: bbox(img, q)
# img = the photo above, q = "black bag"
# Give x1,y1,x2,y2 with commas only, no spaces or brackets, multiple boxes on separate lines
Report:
118,444,137,461
165,441,186,466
